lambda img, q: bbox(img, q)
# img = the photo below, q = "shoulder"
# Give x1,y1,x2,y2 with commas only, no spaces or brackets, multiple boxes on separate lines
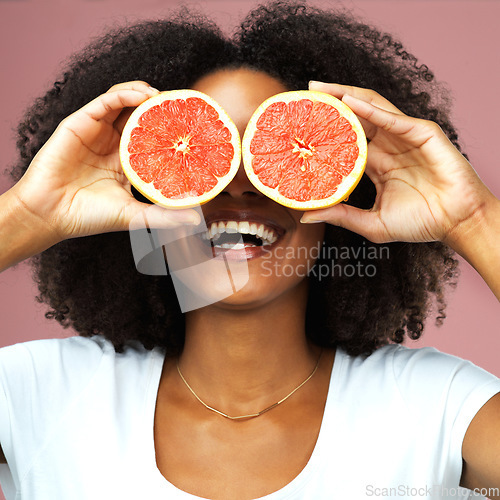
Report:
0,336,109,375
0,335,155,390
381,343,498,390
0,334,150,359
0,335,160,425
341,343,495,380
0,336,163,475
353,345,500,421
337,344,500,408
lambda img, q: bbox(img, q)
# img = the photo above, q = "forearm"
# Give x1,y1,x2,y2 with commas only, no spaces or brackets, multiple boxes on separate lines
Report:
0,187,60,273
445,191,500,301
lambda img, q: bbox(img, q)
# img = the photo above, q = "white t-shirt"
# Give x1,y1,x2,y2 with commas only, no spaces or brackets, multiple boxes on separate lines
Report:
0,335,499,500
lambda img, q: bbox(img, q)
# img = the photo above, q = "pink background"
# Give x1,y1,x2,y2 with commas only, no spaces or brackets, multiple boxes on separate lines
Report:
0,0,499,496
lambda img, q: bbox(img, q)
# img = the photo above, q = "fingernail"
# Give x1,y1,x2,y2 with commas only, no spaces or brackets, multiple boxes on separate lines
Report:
147,86,160,94
308,80,323,88
300,217,325,224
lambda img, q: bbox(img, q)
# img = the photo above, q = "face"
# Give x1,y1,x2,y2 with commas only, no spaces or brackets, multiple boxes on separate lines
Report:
178,67,325,309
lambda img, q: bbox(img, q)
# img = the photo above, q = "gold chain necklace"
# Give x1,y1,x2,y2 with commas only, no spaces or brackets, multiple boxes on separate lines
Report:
176,350,323,421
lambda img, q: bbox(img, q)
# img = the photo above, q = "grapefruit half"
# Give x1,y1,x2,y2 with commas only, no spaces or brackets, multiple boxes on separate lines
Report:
120,90,241,208
242,91,367,210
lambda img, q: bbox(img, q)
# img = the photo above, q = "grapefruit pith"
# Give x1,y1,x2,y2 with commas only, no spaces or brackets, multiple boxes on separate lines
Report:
242,90,367,210
120,90,241,208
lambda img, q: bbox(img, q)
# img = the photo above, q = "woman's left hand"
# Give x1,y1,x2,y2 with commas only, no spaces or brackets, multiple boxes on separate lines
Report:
301,81,496,248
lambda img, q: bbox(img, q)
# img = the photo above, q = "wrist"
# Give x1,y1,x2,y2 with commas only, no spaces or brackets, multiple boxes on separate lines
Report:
444,190,500,255
0,186,62,272
444,190,500,299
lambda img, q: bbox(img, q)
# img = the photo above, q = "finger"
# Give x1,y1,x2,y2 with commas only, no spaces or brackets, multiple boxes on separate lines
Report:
307,81,380,139
125,202,201,231
106,80,159,95
84,87,158,124
342,94,426,143
61,88,158,142
114,107,135,135
300,203,391,243
309,81,404,115
108,83,161,133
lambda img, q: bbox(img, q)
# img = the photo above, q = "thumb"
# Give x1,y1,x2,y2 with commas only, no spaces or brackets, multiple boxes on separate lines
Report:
124,202,201,232
301,204,389,243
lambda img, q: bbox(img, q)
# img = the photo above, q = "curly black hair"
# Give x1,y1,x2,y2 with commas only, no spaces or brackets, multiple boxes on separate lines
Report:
9,1,459,357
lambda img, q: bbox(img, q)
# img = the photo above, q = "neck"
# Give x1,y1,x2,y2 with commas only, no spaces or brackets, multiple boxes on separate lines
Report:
179,280,320,416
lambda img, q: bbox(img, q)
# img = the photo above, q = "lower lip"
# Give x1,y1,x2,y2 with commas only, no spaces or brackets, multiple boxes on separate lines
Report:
211,243,275,261
198,237,282,261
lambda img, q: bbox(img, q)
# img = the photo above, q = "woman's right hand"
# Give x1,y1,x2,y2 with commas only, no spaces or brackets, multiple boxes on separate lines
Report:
8,81,199,244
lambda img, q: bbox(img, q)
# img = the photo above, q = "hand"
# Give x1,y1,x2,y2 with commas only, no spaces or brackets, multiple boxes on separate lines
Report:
10,81,199,244
301,82,495,247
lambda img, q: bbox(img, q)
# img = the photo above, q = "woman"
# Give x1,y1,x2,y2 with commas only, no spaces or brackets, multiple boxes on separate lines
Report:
0,2,499,499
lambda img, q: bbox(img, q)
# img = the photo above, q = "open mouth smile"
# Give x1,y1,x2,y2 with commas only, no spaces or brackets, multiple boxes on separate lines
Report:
201,220,279,249
197,210,287,260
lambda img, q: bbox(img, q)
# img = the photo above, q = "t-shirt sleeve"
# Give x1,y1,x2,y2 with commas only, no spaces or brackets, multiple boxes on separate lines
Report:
0,337,106,483
391,346,500,477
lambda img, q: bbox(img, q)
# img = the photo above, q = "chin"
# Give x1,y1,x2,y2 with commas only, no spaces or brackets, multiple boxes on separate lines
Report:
210,273,309,311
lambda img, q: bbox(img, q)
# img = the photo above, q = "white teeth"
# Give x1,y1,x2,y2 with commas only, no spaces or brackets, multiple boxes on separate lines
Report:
230,242,246,250
202,220,279,247
226,221,238,234
238,221,250,234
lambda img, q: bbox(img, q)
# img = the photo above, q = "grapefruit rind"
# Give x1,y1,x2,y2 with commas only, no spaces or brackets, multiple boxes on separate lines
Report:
241,90,367,210
119,89,241,209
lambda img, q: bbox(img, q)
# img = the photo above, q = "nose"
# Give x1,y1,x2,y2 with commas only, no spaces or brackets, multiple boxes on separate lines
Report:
222,161,263,199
